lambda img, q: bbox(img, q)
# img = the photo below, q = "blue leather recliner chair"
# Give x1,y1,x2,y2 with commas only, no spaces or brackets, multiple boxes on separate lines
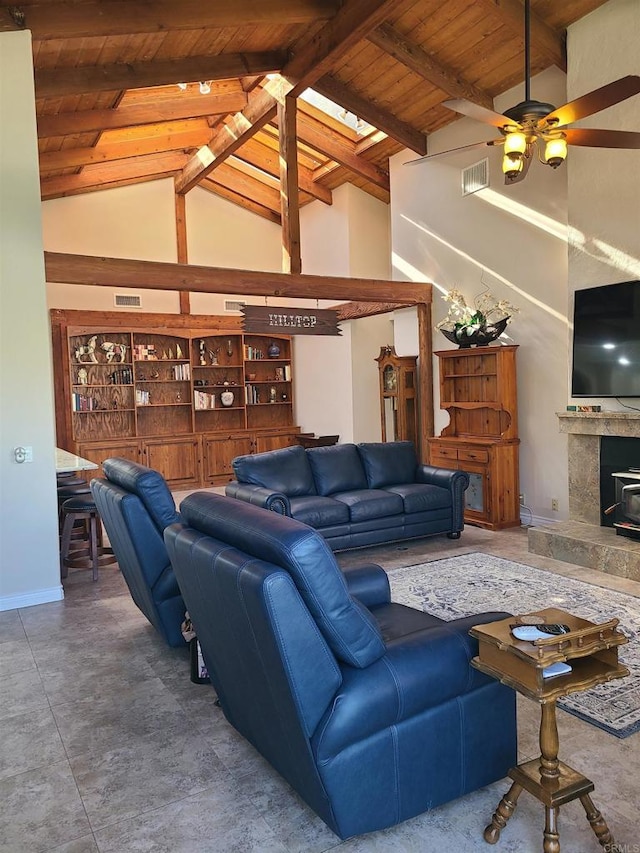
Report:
165,491,517,839
91,458,186,647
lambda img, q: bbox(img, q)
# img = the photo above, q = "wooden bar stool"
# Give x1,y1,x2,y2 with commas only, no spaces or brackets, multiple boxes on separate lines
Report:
60,495,116,581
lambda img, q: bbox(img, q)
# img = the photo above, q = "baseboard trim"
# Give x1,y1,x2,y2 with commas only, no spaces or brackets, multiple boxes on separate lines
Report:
0,585,64,612
521,513,557,528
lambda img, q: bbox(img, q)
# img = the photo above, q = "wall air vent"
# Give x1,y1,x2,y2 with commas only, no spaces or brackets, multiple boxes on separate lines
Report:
462,158,489,196
114,293,142,308
224,299,247,313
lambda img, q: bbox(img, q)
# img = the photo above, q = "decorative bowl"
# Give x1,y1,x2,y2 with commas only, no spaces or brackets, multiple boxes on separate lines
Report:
440,317,509,348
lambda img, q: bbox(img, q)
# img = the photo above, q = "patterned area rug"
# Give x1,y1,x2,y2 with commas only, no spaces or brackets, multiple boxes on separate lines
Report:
387,553,640,738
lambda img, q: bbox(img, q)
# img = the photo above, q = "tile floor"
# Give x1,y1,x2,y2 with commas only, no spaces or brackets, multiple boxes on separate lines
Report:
1,517,639,853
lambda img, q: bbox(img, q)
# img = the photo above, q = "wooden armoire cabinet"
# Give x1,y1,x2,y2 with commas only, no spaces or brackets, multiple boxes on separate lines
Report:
427,345,520,530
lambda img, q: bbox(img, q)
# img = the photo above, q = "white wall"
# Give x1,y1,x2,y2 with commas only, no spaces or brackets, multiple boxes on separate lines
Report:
43,178,181,312
390,67,570,523
297,184,392,442
567,0,640,412
0,31,61,609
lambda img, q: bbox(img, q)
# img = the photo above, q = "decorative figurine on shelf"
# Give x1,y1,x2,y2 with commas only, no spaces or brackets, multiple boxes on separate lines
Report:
150,369,160,380
74,335,98,363
220,389,234,407
168,347,174,360
199,339,207,366
101,340,128,363
226,339,234,358
281,392,288,402
176,344,184,359
209,347,220,365
112,396,119,409
268,341,281,359
77,368,88,385
269,386,277,403
176,392,182,403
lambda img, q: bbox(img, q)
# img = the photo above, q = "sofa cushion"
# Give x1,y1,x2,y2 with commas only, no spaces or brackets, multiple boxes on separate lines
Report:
232,444,316,497
333,490,404,522
386,483,451,514
307,444,368,496
289,495,350,528
179,492,386,668
357,442,417,489
102,457,180,533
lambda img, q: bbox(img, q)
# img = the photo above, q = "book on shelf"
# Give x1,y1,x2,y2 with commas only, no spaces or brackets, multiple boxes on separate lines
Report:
171,363,190,381
284,364,291,381
194,390,216,410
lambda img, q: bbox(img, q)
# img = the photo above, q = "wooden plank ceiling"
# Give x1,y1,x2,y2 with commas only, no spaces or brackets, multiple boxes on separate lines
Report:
3,0,609,222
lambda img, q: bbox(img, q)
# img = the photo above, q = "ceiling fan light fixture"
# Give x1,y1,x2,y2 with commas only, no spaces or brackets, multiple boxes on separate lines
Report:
544,136,568,169
502,153,524,179
503,131,527,159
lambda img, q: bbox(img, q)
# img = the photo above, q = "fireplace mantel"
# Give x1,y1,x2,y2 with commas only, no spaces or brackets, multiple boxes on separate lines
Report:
557,411,640,438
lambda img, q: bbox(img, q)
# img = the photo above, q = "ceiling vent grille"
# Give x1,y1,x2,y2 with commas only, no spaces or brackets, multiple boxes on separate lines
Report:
114,293,142,308
224,299,247,312
462,158,489,196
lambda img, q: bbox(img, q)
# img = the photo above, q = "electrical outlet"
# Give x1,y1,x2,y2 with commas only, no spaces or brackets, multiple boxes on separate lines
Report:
551,498,559,512
519,493,525,506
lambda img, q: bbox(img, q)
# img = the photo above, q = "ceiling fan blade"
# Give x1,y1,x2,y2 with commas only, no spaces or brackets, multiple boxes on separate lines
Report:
442,98,519,130
563,128,640,149
404,139,501,166
542,75,640,128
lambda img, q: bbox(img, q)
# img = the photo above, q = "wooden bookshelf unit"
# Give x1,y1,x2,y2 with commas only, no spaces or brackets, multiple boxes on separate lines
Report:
428,344,520,530
51,310,302,487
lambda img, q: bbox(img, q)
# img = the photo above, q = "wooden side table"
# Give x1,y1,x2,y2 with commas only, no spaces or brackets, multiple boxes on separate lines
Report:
469,607,629,853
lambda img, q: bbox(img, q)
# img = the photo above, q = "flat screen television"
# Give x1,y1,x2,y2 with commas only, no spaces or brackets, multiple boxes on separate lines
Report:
571,280,640,398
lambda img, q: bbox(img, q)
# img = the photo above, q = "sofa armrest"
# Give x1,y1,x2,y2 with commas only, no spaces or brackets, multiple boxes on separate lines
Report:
415,465,469,531
342,564,390,608
314,614,511,759
224,482,290,515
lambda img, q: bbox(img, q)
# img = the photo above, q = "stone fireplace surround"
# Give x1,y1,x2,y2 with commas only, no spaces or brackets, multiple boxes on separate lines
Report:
528,412,640,581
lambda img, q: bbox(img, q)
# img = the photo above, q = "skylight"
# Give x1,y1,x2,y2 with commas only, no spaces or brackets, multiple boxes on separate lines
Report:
299,88,375,136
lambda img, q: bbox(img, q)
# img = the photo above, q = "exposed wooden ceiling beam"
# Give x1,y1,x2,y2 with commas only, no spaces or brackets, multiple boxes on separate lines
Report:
174,0,400,192
288,114,389,189
2,1,340,39
40,153,188,200
36,89,248,138
199,179,282,225
278,96,302,274
283,0,412,98
368,23,495,110
336,301,404,320
203,162,282,215
39,125,212,172
44,252,431,304
478,0,566,72
176,87,278,193
232,140,332,205
34,52,286,98
314,75,427,155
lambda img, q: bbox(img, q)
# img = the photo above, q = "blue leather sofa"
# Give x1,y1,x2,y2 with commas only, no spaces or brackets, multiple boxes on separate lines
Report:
91,458,186,647
225,440,469,551
165,492,517,839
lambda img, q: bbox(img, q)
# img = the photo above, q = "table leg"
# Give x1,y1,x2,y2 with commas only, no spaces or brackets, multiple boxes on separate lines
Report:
483,782,523,844
543,806,560,853
539,700,560,780
580,794,613,848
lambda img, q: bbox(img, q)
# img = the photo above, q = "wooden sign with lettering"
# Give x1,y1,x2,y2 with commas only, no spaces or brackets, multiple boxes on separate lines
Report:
241,306,342,336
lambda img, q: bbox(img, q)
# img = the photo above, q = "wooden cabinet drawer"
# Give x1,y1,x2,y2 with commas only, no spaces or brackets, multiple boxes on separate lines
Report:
430,445,459,461
458,448,489,464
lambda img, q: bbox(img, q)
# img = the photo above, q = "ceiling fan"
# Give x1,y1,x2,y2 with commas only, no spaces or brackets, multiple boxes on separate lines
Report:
407,0,640,184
